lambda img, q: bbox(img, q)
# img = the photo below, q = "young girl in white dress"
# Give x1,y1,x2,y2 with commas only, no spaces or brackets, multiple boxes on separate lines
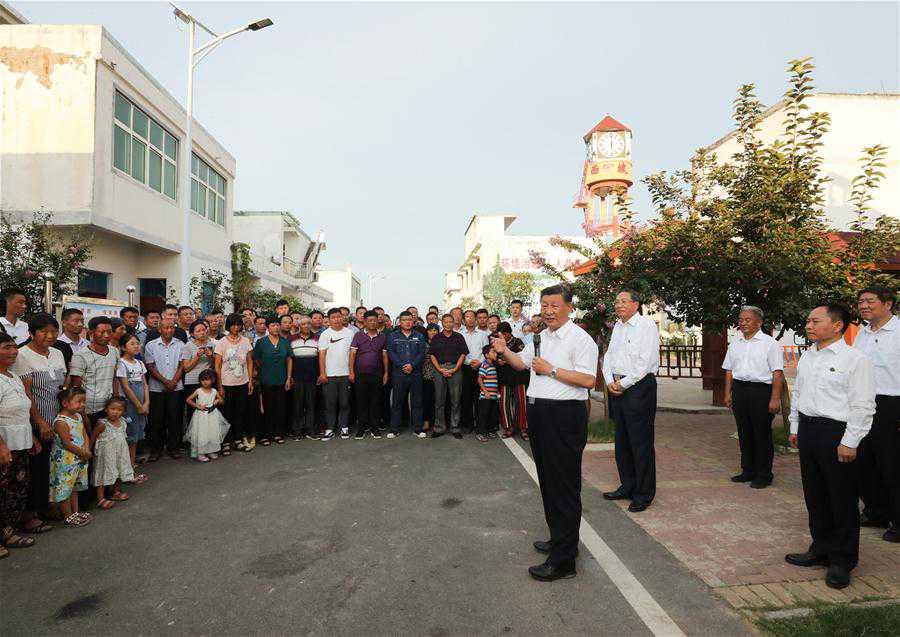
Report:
184,369,230,462
91,396,134,510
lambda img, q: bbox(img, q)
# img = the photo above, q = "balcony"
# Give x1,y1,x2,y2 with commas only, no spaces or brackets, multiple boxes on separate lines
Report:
282,256,318,282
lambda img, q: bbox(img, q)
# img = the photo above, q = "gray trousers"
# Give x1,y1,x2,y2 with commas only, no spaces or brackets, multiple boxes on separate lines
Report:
323,376,351,431
433,366,462,434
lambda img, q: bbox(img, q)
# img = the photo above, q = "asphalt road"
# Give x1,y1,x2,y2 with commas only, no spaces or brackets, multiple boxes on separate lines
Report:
2,434,752,636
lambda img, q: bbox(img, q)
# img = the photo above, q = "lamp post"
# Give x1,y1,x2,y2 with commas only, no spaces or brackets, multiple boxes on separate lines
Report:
169,3,273,304
367,273,385,305
126,285,136,308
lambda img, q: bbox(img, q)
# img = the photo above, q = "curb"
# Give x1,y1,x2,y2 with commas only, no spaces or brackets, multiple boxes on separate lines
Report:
589,391,731,415
755,597,900,622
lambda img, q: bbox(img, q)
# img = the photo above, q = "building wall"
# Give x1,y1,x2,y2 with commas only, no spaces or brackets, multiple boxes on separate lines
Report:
317,267,361,310
709,93,899,229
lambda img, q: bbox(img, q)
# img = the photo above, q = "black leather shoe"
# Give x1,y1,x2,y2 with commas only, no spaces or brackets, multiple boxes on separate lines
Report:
883,527,900,543
731,473,754,483
603,489,631,500
825,564,850,589
628,502,648,513
533,540,552,554
860,515,889,528
528,562,576,581
452,432,463,439
749,480,771,489
430,432,444,439
785,551,829,567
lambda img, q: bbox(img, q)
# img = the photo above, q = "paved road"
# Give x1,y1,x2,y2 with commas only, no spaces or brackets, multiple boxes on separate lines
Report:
2,435,751,636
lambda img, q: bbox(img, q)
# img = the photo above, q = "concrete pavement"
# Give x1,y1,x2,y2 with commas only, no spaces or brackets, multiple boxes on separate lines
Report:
2,434,750,636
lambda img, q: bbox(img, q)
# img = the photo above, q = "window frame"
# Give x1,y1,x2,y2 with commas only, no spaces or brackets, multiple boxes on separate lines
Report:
112,90,178,202
190,152,227,227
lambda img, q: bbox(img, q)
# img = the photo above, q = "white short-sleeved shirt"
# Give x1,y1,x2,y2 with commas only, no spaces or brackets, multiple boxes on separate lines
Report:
0,317,29,346
0,371,33,450
144,337,184,392
721,330,784,384
116,358,147,384
318,327,353,377
519,321,599,401
853,315,900,396
70,345,119,414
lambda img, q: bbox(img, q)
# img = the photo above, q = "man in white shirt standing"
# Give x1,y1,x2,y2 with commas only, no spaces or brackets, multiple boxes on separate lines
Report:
786,304,875,590
318,308,354,440
854,286,899,543
722,306,784,489
460,310,489,434
0,288,29,345
492,284,599,582
507,299,528,340
58,308,89,352
601,289,660,512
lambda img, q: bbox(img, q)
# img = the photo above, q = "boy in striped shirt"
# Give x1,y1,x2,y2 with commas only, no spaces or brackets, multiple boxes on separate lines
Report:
477,344,500,442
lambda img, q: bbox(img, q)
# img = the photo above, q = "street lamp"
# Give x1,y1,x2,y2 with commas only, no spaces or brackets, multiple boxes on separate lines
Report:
367,273,386,304
169,2,273,304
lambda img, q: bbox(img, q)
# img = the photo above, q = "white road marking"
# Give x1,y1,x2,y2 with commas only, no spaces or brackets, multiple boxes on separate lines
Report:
502,437,685,637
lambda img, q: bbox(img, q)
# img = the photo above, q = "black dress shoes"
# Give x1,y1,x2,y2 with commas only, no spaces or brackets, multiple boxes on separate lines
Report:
730,473,754,483
603,489,631,500
749,480,771,489
628,502,648,513
785,551,829,567
430,432,444,439
533,540,552,554
825,564,850,589
860,515,889,528
528,562,576,581
452,432,463,439
883,527,900,543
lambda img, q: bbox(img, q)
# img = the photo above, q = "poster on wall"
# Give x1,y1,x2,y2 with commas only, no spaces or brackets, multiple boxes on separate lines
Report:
61,295,127,323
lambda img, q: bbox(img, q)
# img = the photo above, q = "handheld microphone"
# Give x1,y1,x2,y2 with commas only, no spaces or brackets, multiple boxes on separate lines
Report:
533,333,541,359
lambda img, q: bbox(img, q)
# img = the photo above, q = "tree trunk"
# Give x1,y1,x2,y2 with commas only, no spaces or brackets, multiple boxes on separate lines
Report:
701,326,728,406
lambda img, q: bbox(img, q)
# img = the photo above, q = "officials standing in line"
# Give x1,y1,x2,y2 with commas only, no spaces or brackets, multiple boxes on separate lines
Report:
601,289,660,512
492,284,599,582
853,286,900,543
722,306,784,489
786,304,875,590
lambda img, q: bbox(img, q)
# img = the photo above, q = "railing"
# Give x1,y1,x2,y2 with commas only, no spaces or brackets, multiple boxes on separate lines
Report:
783,344,809,369
282,256,301,278
657,344,703,379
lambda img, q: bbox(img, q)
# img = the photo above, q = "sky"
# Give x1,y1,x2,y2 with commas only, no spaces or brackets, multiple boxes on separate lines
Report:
15,1,900,314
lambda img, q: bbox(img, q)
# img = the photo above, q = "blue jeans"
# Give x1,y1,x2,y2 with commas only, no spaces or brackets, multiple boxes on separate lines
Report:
391,372,423,434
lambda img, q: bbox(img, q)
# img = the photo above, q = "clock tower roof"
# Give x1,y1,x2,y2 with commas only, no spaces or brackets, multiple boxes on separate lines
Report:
583,115,631,142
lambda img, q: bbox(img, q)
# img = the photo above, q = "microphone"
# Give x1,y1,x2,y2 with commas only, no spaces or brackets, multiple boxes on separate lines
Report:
533,333,541,359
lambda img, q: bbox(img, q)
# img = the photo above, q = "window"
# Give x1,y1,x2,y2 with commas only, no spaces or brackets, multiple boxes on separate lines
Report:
112,91,178,200
139,278,166,314
190,153,226,227
78,269,109,299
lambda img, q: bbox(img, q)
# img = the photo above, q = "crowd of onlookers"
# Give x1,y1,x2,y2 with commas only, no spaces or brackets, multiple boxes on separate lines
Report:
0,287,543,559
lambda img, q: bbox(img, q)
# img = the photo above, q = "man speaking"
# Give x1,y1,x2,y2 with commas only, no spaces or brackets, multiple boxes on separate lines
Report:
492,284,599,581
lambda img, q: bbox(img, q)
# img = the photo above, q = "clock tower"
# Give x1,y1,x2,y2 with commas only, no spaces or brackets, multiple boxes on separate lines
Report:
574,115,633,241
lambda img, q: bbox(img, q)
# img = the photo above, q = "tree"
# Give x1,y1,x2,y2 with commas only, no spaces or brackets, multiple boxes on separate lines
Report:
230,242,255,309
0,211,92,312
481,262,537,315
189,268,233,314
458,296,478,311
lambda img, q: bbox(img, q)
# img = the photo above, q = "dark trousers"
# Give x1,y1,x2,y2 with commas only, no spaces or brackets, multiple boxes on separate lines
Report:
355,373,383,434
315,384,326,434
423,379,436,426
608,375,657,506
391,372,423,434
433,369,462,434
527,398,588,567
221,384,249,442
324,376,351,431
150,390,182,454
798,414,860,568
292,380,318,436
381,381,392,429
477,398,500,434
27,443,50,513
261,385,288,439
858,395,900,525
731,380,776,481
460,365,479,431
284,387,295,435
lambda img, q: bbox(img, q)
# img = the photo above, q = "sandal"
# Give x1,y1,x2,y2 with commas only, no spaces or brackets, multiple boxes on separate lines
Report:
274,437,285,445
2,531,35,548
97,498,115,510
64,513,91,528
260,439,271,447
20,519,53,534
131,474,148,485
221,446,231,457
110,492,129,502
0,545,8,559
521,433,529,441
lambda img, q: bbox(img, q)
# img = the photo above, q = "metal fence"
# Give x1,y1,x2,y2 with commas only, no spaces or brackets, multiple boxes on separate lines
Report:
657,345,703,379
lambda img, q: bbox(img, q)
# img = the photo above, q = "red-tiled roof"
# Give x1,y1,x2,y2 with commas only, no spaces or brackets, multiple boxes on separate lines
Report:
583,115,631,141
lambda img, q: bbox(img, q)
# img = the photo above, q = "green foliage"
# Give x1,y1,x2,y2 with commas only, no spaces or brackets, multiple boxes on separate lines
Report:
0,211,92,312
481,262,537,315
587,418,616,444
755,602,900,637
189,268,232,313
230,242,254,309
244,288,311,317
458,296,478,311
545,56,899,339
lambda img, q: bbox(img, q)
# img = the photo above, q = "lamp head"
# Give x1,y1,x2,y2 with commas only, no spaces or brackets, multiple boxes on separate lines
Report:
247,18,273,31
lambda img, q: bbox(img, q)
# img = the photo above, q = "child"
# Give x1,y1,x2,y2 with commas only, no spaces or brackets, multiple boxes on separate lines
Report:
116,333,149,483
91,397,135,510
477,344,501,442
50,387,92,527
184,369,230,462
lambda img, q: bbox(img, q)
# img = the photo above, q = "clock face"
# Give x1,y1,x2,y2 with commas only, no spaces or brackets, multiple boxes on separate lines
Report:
596,132,626,158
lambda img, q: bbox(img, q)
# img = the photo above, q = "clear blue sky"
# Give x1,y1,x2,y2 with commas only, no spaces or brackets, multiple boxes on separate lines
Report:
16,1,899,314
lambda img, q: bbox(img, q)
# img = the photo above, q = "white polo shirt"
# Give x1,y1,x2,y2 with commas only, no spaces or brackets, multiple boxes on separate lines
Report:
601,313,660,390
519,320,599,401
722,330,784,384
853,315,900,396
0,317,29,346
788,339,876,448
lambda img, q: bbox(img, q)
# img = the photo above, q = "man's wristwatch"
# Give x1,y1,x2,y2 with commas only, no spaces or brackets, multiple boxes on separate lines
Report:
550,367,558,379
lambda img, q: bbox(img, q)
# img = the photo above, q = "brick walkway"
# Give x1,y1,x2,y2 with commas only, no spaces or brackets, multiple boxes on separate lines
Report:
582,409,900,610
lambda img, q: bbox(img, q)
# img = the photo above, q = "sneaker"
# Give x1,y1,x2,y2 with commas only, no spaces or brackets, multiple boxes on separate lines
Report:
196,455,209,463
307,432,320,440
371,429,382,439
354,431,366,440
416,432,427,439
340,428,350,440
321,429,335,441
476,434,489,443
293,434,305,441
487,432,498,439
386,432,397,439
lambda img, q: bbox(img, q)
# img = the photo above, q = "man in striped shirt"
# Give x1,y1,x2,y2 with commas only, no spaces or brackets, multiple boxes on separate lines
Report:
477,344,500,442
